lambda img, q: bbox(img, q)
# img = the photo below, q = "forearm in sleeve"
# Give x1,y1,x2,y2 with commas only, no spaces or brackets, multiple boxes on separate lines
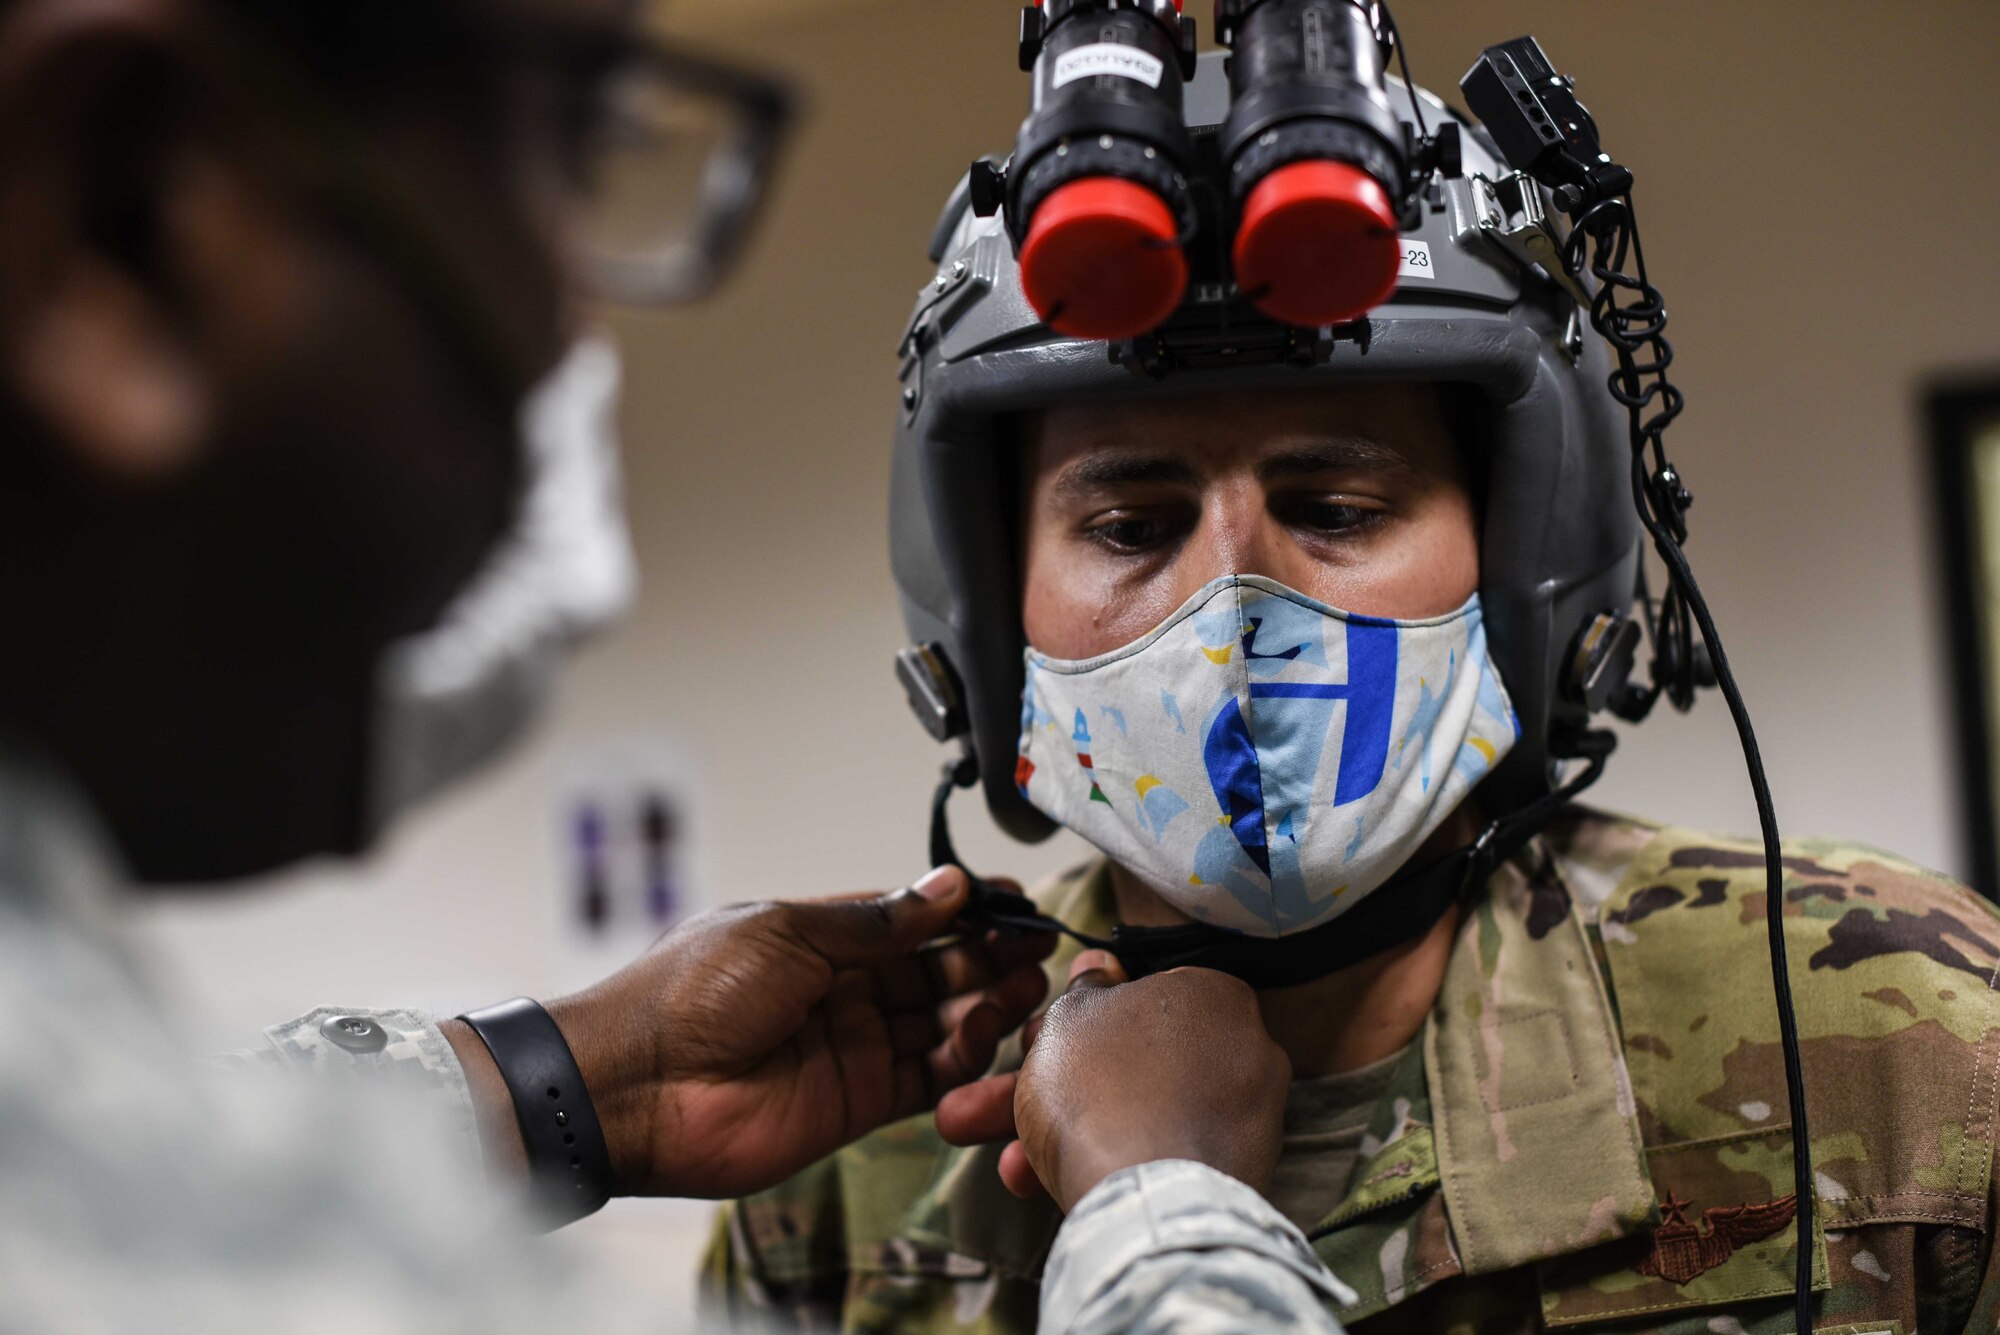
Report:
1039,1159,1356,1335
215,1006,484,1173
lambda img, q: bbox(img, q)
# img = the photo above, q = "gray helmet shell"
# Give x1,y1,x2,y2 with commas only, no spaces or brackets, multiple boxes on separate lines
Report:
891,59,1637,843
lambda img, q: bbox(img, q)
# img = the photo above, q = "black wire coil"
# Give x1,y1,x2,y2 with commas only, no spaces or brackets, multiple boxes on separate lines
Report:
1566,195,1817,1334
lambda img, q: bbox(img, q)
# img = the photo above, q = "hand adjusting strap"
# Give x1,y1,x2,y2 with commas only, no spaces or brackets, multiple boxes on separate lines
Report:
934,735,1611,990
458,997,614,1228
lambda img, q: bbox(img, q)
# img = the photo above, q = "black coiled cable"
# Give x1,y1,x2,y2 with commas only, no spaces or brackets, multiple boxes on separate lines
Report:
1565,200,1700,709
1565,196,1816,1333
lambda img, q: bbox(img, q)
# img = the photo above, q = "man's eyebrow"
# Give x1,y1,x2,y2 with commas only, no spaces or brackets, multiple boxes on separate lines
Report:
1049,453,1202,504
1256,440,1416,482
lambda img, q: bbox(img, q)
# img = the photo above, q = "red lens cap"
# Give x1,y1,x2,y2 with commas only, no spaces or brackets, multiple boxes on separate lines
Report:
1232,159,1402,328
1018,177,1188,341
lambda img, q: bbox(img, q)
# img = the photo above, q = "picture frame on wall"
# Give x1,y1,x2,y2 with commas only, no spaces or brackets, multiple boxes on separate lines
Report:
1930,378,2000,905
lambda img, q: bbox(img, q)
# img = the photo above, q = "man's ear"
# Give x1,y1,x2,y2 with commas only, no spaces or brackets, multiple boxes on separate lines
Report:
0,1,221,479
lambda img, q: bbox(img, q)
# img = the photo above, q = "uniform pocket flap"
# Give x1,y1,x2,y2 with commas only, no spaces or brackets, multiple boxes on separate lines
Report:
1537,1130,1829,1327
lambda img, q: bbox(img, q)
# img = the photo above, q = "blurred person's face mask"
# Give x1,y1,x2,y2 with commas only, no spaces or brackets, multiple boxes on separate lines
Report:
364,336,635,834
1016,575,1520,937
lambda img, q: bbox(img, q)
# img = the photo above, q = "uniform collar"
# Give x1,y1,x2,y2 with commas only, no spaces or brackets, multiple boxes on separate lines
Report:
1420,835,1655,1271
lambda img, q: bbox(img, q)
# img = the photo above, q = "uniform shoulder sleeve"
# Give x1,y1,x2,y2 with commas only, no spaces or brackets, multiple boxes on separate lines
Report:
1601,827,2000,1228
1041,1160,1353,1335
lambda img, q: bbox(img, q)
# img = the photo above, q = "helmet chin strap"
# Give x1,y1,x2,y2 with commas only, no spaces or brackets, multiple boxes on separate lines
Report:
931,732,1613,991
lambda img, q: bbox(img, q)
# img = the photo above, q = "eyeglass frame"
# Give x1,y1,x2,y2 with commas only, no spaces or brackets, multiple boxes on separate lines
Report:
574,36,797,306
187,5,801,405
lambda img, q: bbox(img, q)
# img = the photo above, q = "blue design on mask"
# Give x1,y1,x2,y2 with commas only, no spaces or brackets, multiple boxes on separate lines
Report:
1397,648,1459,794
1192,606,1243,660
1242,618,1303,669
1101,705,1129,737
1160,689,1186,733
1137,782,1189,840
1241,598,1330,677
1471,616,1519,739
1198,612,1399,915
1020,664,1056,732
1245,618,1398,806
1194,823,1269,908
1202,696,1270,875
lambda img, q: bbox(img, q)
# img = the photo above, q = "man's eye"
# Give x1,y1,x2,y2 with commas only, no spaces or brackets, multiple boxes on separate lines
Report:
1289,500,1380,535
1085,516,1172,551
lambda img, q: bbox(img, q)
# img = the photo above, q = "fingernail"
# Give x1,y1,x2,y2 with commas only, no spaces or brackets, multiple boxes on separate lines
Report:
1069,949,1111,979
912,866,963,902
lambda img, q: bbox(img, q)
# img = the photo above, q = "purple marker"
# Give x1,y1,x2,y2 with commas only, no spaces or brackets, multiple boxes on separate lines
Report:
572,802,609,932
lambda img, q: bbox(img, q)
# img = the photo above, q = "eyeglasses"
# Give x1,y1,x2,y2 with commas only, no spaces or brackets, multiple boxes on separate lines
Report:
568,40,796,306
192,8,798,399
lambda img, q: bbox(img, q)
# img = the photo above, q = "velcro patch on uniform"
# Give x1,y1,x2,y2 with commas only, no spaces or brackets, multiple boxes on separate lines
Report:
1316,1124,1439,1231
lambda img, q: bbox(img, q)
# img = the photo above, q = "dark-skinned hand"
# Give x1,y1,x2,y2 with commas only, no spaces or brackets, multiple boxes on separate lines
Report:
447,867,1054,1199
936,951,1291,1213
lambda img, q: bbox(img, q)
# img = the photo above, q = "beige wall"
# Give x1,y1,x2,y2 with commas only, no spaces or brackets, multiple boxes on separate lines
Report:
132,0,2000,1300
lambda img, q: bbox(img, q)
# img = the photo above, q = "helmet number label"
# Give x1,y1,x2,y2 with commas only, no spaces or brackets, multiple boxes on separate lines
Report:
1052,43,1166,90
1399,239,1436,280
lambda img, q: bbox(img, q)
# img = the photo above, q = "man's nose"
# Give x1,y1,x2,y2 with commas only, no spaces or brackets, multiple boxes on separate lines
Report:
1174,491,1295,602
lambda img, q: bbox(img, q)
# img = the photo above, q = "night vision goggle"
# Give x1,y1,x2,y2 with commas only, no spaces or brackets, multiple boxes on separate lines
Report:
969,0,1462,340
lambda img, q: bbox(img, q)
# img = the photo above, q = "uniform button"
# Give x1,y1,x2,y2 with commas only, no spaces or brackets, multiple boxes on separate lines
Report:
320,1014,389,1055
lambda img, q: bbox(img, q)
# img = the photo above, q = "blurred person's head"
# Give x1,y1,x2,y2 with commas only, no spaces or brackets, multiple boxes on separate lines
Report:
0,0,678,880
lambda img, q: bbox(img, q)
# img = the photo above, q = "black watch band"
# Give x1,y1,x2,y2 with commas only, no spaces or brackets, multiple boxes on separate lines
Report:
458,997,614,1228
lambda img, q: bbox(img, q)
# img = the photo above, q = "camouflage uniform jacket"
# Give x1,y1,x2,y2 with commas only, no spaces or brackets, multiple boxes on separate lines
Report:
703,806,2000,1335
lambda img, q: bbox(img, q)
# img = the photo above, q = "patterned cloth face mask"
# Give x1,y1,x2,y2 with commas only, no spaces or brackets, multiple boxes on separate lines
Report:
1017,574,1520,938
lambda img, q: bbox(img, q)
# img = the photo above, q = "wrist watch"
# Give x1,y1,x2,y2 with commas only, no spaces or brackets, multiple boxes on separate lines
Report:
458,997,615,1228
